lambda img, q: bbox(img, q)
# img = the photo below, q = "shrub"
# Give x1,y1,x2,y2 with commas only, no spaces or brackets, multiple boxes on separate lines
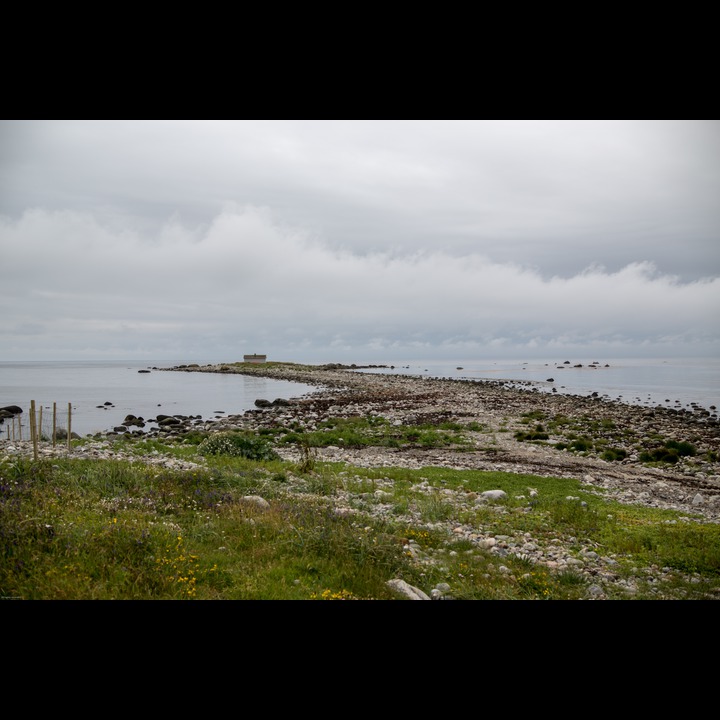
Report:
640,439,697,464
514,427,549,441
569,437,592,452
602,448,627,462
296,441,318,474
177,430,209,445
198,432,279,461
665,440,697,457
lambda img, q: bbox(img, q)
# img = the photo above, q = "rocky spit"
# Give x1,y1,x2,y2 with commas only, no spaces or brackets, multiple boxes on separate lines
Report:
150,363,720,515
2,362,719,599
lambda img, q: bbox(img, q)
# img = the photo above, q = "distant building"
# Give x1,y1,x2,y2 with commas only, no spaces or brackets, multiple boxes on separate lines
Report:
243,354,267,363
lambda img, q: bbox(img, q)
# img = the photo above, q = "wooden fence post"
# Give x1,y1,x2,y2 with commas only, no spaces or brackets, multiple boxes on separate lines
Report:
67,403,72,451
30,400,38,461
53,402,57,447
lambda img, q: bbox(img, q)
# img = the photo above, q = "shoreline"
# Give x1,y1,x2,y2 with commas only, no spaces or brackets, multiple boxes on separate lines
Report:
162,358,720,414
3,361,719,521
163,360,720,430
148,362,720,520
3,362,719,599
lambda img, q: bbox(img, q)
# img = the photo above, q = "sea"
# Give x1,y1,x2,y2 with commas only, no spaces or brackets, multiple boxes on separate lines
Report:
1,357,718,439
0,361,318,439
351,357,720,415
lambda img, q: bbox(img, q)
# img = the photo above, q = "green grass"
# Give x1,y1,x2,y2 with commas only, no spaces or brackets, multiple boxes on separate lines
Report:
2,434,719,599
278,415,476,451
197,431,280,461
512,410,703,467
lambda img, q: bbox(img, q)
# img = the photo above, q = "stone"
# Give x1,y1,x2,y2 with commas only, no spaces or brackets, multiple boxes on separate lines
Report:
480,489,507,501
386,578,431,600
242,495,271,510
0,405,23,416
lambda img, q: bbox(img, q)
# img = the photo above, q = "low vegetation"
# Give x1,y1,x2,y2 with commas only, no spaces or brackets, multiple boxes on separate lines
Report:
512,409,711,466
2,419,719,599
278,415,478,450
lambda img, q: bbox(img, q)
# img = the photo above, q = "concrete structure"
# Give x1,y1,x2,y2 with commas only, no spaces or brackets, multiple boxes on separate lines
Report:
243,354,267,363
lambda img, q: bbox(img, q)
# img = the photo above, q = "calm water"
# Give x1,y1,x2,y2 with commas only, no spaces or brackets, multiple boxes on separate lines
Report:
0,362,318,438
2,357,719,439
353,357,720,415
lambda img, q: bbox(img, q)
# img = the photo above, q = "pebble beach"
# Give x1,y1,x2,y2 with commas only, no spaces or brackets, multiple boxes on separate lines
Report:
5,361,719,520
4,361,719,599
164,362,720,521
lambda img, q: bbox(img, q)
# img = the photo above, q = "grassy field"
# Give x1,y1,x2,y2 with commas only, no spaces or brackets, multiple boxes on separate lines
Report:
2,424,719,600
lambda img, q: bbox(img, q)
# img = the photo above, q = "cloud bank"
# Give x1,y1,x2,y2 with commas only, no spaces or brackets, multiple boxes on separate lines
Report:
2,204,718,363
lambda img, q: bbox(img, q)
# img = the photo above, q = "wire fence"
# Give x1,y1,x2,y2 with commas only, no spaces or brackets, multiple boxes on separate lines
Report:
2,401,74,459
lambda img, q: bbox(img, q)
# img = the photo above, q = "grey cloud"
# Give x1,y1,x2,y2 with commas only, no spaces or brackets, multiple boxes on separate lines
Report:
1,204,718,362
1,120,718,362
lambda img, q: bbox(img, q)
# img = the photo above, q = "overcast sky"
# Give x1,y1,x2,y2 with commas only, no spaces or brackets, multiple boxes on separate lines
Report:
1,119,719,364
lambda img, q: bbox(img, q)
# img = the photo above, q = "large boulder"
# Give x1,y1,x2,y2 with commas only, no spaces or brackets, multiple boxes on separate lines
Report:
0,405,23,422
1,405,23,415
